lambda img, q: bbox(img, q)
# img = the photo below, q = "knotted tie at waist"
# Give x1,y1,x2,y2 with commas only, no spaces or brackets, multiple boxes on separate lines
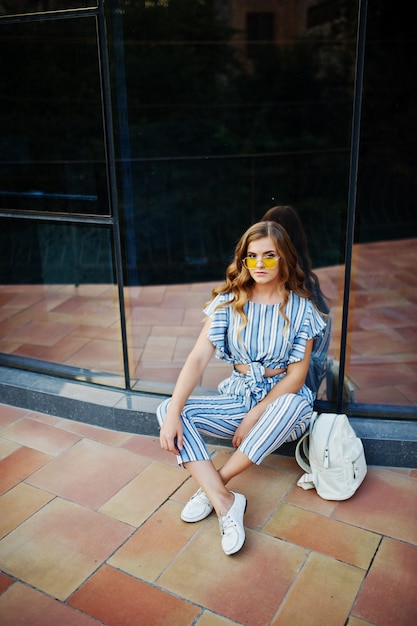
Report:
234,362,286,404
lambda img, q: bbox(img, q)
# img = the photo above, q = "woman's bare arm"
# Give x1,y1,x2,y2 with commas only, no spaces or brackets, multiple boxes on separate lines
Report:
160,316,215,454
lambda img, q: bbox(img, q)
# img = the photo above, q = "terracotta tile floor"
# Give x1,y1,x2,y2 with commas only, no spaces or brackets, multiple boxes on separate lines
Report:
0,403,416,626
0,238,416,405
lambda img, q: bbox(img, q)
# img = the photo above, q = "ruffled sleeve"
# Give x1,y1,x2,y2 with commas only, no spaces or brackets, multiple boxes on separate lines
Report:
287,297,327,365
203,293,235,363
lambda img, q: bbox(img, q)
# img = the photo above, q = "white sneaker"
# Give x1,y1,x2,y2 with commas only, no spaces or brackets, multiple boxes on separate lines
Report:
219,492,247,555
181,488,213,522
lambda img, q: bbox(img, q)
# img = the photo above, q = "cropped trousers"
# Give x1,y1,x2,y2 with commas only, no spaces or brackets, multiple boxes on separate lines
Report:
156,391,312,466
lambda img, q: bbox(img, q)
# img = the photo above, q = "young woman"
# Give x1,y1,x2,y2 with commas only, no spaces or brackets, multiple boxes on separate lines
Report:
157,221,326,555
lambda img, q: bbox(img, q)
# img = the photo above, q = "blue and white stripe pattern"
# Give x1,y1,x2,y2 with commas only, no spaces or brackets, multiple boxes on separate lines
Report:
306,314,331,393
156,291,327,466
305,283,331,392
204,292,326,370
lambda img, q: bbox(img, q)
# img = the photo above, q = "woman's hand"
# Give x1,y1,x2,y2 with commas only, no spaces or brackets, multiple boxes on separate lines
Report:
232,340,314,449
232,406,263,448
159,316,215,457
160,417,183,455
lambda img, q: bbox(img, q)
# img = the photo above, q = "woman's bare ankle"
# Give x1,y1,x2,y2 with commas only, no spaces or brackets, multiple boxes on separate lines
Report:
217,491,235,518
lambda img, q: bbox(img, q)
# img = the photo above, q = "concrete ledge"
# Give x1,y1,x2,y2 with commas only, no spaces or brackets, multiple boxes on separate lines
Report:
0,366,416,468
0,366,164,436
349,417,417,468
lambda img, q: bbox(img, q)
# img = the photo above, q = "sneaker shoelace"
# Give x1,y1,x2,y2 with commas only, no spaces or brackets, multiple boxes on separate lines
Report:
219,513,236,535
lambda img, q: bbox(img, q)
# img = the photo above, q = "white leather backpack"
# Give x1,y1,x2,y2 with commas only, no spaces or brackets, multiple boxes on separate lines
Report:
295,412,367,500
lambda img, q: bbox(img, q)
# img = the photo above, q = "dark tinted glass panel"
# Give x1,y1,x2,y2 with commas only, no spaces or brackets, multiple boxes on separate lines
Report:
0,0,96,15
346,0,417,409
246,12,275,58
0,219,125,387
112,0,357,288
307,1,340,28
0,219,113,285
110,0,358,397
0,17,108,215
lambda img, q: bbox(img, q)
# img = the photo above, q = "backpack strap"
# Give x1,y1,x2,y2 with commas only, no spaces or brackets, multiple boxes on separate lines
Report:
295,431,311,473
296,472,316,491
295,411,318,473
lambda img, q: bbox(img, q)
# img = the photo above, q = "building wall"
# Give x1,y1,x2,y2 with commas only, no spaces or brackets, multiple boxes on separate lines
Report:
0,0,416,419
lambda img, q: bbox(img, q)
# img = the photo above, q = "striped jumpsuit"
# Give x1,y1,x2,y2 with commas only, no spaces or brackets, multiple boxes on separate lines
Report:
156,291,327,466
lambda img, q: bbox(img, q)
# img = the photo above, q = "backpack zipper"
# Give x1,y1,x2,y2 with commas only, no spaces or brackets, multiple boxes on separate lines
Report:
313,414,338,469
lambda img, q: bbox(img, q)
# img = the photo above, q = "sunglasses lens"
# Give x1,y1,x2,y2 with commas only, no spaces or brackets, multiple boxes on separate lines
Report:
244,257,278,269
262,257,277,269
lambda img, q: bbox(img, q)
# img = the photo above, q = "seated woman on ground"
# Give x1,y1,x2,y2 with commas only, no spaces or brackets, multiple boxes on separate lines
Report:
157,221,327,555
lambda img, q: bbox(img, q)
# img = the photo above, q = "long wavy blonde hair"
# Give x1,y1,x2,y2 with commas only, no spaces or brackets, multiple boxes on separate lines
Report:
209,221,312,331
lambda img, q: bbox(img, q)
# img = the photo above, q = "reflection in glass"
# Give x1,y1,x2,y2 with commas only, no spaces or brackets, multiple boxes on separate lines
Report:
112,0,358,395
1,1,414,413
346,239,417,407
112,1,357,288
0,1,97,17
347,0,417,408
0,220,124,387
0,16,108,215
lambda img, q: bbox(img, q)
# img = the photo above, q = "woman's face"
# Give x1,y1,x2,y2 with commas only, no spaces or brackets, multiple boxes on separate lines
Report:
244,236,281,285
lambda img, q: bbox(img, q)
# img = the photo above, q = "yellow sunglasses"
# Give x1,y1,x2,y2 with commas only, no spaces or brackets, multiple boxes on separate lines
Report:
243,256,280,270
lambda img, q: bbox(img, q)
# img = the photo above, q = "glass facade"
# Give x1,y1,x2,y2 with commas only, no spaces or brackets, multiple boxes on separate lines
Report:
0,0,416,419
